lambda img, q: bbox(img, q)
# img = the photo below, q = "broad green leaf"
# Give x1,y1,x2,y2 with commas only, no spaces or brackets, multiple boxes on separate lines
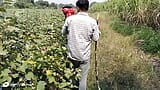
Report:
16,53,22,62
0,76,12,84
9,62,17,69
17,62,28,73
37,64,42,69
25,72,35,80
0,41,7,55
12,74,19,78
47,76,56,84
2,69,10,76
0,76,7,83
59,81,71,88
37,81,46,90
6,76,12,83
46,70,52,76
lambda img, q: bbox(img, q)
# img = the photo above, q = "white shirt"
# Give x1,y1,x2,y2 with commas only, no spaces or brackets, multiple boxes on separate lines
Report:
62,12,100,61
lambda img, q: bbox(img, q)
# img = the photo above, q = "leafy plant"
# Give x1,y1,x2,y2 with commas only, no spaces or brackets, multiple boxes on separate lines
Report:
137,28,160,53
92,0,160,29
0,9,80,89
110,18,136,36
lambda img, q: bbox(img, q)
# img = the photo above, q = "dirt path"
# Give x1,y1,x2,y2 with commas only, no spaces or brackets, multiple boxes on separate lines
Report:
88,12,159,90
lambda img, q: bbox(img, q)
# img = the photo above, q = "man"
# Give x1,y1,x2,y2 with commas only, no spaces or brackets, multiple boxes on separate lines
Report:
61,0,100,90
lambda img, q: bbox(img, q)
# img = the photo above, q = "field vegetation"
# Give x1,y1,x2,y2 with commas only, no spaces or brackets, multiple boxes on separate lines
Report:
91,0,160,55
0,0,160,90
88,12,160,90
88,0,160,89
0,8,80,90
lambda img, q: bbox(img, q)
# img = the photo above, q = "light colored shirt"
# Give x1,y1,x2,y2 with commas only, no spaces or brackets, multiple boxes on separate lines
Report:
62,12,100,61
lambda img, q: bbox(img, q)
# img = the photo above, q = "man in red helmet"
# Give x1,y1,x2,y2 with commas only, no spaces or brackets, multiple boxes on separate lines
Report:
62,6,75,19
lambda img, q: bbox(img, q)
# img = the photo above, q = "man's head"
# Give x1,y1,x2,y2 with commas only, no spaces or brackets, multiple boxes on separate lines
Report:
76,0,89,12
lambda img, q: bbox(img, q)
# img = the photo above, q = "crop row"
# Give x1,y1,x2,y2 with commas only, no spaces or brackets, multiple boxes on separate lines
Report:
0,9,79,90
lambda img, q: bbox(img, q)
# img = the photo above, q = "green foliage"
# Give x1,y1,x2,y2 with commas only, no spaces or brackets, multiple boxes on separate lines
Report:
91,0,160,29
49,2,57,9
137,29,160,54
14,1,34,9
90,2,107,13
0,0,14,8
110,17,140,36
110,17,160,54
58,3,75,8
0,9,80,89
14,0,57,9
106,0,160,29
96,0,160,55
91,0,160,54
37,81,46,90
35,0,49,8
0,7,6,12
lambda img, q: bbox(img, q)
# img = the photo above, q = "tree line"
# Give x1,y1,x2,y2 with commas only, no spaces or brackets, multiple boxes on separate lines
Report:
14,0,57,9
0,0,76,9
0,0,97,9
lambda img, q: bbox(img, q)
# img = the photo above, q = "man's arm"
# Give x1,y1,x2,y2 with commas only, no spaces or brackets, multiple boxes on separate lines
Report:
91,21,100,41
61,18,69,35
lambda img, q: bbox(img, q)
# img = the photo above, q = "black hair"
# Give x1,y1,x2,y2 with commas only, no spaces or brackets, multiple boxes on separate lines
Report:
62,6,72,8
76,0,89,11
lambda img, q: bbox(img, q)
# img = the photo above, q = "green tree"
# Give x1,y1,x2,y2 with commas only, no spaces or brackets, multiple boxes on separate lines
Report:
49,2,57,9
90,2,96,8
57,3,75,8
31,0,34,5
35,0,49,8
14,0,34,8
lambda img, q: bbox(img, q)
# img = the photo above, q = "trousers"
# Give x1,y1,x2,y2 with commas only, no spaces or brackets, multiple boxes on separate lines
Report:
69,59,90,90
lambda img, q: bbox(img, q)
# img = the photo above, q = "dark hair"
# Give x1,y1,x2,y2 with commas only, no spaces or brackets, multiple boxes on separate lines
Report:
76,0,89,11
62,6,72,8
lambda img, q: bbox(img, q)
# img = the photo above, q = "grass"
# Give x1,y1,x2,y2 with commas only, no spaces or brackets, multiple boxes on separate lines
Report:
110,16,160,55
109,17,141,36
136,29,160,54
88,12,160,90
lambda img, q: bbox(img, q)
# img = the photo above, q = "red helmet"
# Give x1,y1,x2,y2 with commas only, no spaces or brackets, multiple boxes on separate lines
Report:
62,7,75,17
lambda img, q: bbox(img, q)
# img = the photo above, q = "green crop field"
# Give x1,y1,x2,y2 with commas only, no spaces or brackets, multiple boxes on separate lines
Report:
0,0,160,90
0,9,80,90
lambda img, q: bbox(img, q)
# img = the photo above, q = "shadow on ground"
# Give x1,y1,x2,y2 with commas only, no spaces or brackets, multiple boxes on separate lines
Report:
88,70,143,90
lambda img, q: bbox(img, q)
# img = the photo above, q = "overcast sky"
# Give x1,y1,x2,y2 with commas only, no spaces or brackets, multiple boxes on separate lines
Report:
35,0,106,4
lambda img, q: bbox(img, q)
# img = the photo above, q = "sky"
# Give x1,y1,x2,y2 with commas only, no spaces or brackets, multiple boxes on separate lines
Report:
34,0,106,4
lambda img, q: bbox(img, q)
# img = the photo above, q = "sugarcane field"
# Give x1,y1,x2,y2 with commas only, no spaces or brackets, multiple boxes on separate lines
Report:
0,0,160,90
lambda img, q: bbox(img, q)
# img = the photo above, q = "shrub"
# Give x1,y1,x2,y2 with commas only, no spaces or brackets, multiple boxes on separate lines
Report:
110,18,141,36
110,17,160,54
137,28,160,53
